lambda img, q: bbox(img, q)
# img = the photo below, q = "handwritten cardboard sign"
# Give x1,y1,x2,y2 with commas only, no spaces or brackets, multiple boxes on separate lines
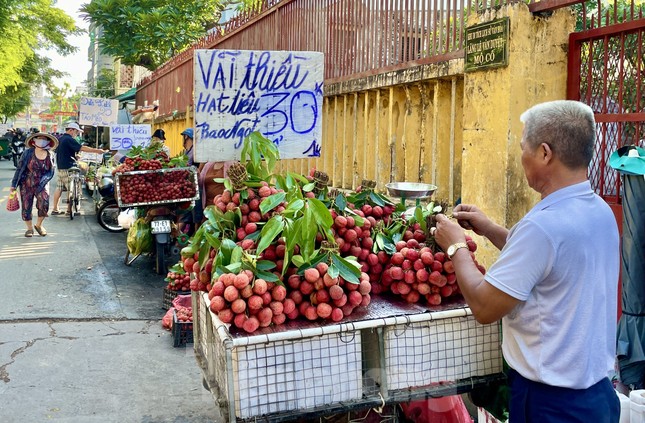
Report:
193,49,324,162
109,124,152,150
79,97,119,127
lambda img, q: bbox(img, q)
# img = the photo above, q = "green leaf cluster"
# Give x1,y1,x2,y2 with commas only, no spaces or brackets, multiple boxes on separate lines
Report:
0,0,81,121
179,129,375,284
80,0,257,71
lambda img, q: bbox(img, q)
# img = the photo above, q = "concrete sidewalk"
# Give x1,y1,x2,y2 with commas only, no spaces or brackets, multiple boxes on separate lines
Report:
0,159,221,422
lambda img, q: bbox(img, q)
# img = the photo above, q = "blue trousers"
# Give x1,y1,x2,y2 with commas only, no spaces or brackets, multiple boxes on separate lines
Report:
508,368,620,423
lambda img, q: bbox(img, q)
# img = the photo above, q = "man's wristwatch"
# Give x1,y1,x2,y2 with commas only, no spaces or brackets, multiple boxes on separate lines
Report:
447,242,468,259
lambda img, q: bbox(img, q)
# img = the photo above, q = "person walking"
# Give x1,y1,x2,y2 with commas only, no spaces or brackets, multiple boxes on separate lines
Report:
51,122,105,215
10,132,58,237
432,100,620,422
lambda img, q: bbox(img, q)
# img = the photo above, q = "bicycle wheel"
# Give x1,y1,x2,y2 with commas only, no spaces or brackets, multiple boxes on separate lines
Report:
73,178,82,215
68,178,76,220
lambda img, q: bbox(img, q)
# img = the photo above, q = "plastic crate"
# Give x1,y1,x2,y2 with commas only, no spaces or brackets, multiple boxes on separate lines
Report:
383,309,503,391
172,309,194,347
162,287,191,310
114,166,199,207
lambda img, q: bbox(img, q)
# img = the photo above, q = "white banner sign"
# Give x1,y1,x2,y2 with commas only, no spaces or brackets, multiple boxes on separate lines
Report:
109,124,151,150
79,97,119,127
193,49,324,162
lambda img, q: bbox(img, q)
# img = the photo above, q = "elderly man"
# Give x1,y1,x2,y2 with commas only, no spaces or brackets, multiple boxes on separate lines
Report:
433,100,620,422
51,122,106,215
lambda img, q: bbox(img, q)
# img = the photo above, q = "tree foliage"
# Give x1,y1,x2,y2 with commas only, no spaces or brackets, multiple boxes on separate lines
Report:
87,68,117,98
0,0,81,119
80,0,263,71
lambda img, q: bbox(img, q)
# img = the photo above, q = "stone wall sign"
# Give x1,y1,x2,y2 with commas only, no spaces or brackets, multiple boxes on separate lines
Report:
465,18,509,72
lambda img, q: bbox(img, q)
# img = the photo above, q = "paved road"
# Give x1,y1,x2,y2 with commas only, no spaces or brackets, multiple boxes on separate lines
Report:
0,158,221,422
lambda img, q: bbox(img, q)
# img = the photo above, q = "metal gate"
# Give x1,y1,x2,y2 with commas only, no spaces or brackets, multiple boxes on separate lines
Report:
567,12,645,211
567,5,645,319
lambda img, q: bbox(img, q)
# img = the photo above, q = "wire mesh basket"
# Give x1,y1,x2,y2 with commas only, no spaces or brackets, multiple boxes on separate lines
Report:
114,166,199,208
382,311,503,391
194,293,505,422
201,294,363,420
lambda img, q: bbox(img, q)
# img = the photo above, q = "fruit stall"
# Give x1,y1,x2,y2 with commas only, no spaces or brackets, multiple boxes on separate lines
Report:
176,133,505,422
111,144,200,274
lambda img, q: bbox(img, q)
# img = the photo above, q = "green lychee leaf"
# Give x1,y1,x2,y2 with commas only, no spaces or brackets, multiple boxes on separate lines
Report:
308,198,333,228
255,269,279,282
291,255,305,268
260,192,286,215
369,191,385,206
256,260,277,271
331,253,361,284
256,215,284,256
224,262,242,273
335,193,347,211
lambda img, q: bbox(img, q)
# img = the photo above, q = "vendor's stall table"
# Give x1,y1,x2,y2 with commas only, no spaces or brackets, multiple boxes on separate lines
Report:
193,292,504,422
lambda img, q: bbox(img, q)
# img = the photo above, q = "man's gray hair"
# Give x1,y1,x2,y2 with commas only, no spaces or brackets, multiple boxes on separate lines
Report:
520,100,596,169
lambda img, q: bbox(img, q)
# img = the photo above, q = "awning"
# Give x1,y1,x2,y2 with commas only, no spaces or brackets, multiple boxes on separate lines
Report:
112,87,136,102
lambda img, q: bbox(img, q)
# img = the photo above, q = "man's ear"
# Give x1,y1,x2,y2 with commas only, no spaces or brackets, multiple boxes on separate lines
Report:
541,142,553,162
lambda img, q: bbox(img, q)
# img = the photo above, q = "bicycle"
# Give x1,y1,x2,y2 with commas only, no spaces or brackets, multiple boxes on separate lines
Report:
67,166,84,220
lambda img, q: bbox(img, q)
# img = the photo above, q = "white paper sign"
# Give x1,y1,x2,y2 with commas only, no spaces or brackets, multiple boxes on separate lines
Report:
193,49,324,162
109,124,151,150
79,97,119,127
78,151,103,163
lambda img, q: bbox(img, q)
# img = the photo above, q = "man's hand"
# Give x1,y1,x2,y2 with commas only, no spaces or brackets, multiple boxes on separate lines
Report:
452,204,490,235
451,204,509,251
433,214,466,251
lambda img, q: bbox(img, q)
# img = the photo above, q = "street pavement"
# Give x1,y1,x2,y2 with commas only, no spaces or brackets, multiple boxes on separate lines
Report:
0,158,221,422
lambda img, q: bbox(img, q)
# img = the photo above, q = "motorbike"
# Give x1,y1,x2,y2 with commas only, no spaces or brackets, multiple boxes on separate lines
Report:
122,204,182,275
147,205,181,275
11,134,26,168
96,174,182,275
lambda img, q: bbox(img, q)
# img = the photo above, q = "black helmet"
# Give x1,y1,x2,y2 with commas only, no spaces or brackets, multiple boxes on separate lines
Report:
30,127,39,134
152,129,166,140
98,176,114,197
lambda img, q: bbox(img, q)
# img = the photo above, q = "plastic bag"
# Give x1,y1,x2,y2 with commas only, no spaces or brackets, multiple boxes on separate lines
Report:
162,308,174,330
400,395,473,423
6,191,19,212
172,294,192,309
126,217,153,256
117,208,136,229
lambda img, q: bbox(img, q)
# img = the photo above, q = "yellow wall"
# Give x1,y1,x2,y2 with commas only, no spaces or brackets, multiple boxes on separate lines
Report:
150,108,193,157
141,3,574,267
461,4,574,265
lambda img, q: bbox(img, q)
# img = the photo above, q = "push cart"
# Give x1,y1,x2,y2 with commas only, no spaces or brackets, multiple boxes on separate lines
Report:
192,292,505,423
